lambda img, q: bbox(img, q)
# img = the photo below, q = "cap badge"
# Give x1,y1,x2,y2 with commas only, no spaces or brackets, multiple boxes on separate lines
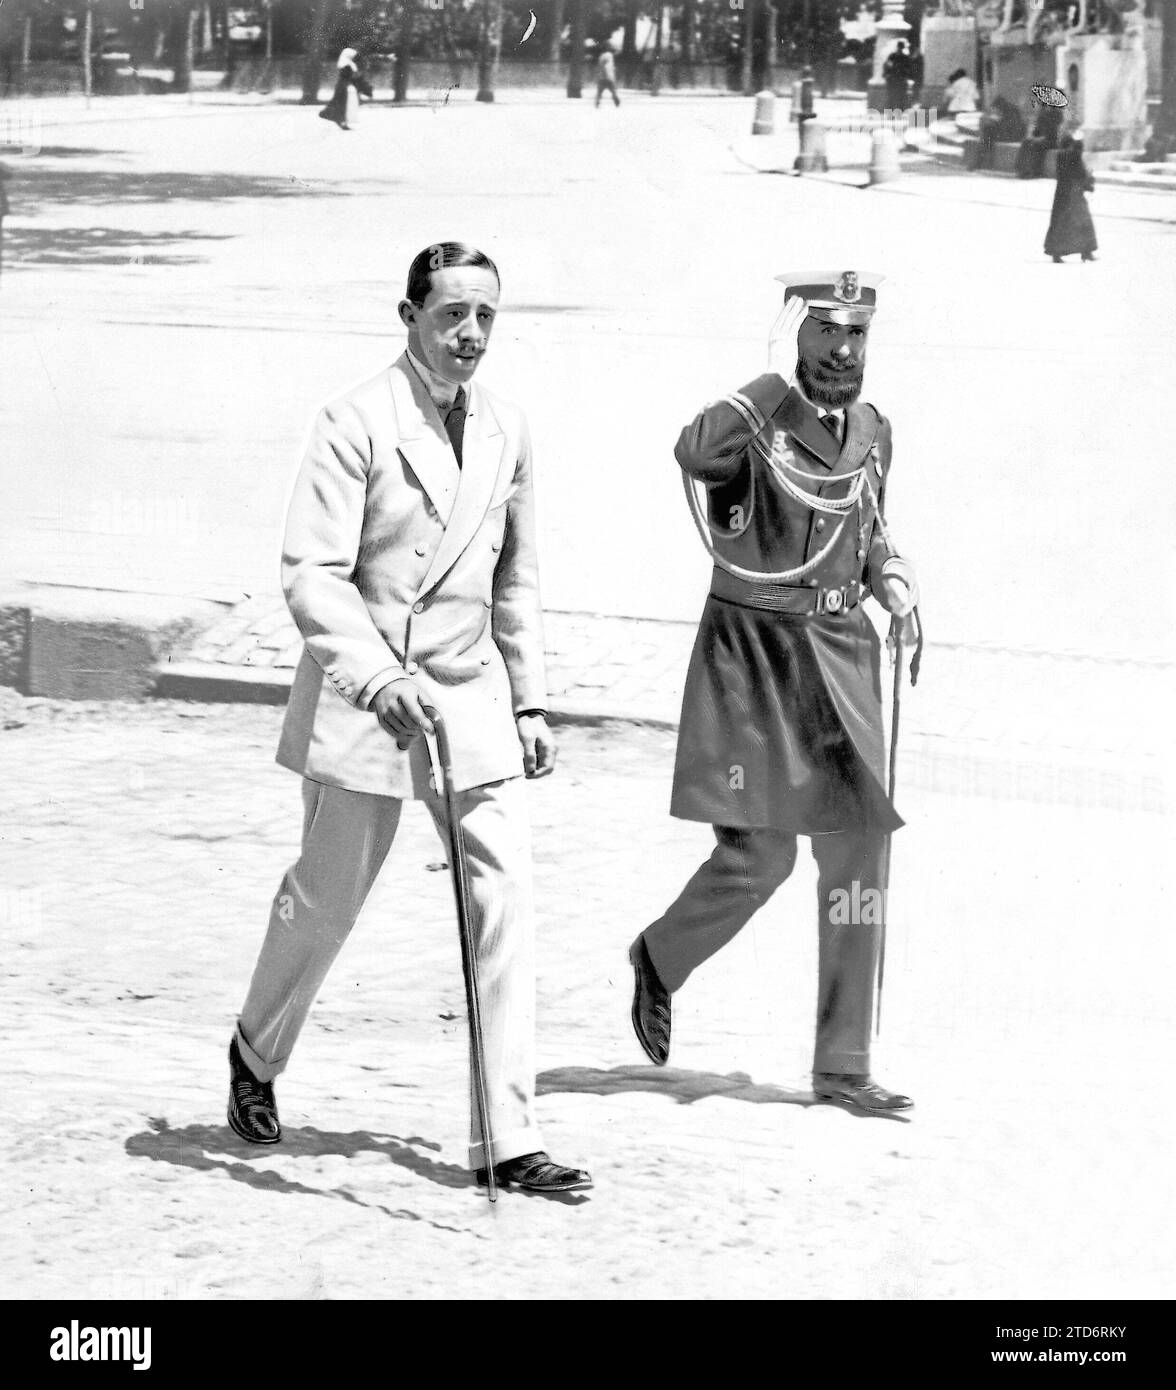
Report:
834,271,860,304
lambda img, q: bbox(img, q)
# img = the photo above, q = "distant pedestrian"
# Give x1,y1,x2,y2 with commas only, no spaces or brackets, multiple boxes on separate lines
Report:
320,47,373,131
1045,130,1097,263
595,44,620,108
944,67,979,115
882,41,909,111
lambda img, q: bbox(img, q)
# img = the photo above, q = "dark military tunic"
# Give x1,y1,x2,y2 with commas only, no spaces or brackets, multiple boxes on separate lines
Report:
670,372,903,836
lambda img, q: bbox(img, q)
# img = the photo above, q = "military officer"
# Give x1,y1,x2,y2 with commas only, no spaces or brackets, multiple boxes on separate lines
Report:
628,271,918,1114
227,242,591,1194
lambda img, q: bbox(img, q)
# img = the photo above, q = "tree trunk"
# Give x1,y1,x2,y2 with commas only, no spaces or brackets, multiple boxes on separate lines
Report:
741,0,758,96
567,0,584,96
476,0,503,101
394,0,416,102
301,0,337,104
682,0,696,66
622,0,637,59
82,0,93,103
173,6,198,92
1158,0,1176,142
548,0,566,62
22,14,33,74
266,6,273,63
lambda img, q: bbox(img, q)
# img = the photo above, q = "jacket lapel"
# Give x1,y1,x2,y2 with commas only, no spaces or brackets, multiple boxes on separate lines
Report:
829,402,876,480
777,389,839,471
388,354,460,524
417,382,507,598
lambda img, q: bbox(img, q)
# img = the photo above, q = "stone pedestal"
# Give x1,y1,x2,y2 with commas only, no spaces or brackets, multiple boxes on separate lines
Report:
1056,33,1148,154
919,14,978,111
982,30,1055,125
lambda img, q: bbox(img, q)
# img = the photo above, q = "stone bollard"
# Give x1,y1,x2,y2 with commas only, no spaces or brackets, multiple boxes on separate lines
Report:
752,90,776,136
868,125,901,184
793,118,829,174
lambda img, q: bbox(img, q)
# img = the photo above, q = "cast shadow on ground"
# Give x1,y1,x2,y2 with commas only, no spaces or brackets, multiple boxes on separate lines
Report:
537,1065,912,1122
4,167,347,215
1,225,231,266
125,1116,492,1232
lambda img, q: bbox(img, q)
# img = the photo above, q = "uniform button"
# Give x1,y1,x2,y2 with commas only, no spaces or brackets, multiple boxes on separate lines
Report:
808,578,818,588
405,661,419,675
857,548,866,560
815,518,826,532
415,545,427,557
491,542,500,553
412,601,424,614
480,657,491,666
483,599,492,608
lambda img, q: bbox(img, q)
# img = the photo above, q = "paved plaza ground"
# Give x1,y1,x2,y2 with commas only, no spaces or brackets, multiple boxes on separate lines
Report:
0,690,1171,1301
0,90,1173,1302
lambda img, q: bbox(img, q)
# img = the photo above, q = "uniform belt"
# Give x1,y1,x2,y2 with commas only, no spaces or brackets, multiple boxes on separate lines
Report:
710,568,863,616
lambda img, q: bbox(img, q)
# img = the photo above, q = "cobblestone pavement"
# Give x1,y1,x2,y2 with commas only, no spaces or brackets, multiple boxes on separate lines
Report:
0,692,1171,1300
182,598,1171,814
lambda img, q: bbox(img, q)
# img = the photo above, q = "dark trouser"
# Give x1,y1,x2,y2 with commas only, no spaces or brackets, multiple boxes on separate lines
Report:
596,77,620,107
642,825,886,1076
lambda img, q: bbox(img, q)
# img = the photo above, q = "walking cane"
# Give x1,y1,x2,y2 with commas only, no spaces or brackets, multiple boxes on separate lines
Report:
424,711,497,1202
876,604,923,1035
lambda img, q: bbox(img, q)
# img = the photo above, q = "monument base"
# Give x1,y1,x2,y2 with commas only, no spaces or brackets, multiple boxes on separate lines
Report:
1057,34,1148,154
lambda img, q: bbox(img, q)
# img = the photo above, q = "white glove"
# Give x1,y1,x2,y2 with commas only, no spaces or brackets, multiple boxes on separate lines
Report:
767,295,808,388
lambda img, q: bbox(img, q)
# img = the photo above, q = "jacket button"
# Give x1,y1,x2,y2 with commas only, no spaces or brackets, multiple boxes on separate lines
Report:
415,545,427,558
808,578,818,588
857,548,866,560
491,542,500,553
406,661,419,675
815,518,826,532
480,657,491,666
412,601,424,614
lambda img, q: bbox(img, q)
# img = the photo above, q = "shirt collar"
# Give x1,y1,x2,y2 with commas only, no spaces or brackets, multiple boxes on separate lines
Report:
406,348,465,412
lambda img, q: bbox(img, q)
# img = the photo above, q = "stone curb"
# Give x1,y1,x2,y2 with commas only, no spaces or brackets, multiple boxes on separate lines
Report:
0,585,226,701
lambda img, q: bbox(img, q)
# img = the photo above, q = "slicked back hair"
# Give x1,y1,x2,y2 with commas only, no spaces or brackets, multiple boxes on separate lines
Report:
405,243,500,307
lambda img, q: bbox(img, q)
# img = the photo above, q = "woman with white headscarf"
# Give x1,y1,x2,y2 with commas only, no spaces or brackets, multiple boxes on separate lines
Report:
320,47,373,131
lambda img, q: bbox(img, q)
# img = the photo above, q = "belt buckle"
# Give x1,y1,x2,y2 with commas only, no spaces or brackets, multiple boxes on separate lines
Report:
822,587,845,615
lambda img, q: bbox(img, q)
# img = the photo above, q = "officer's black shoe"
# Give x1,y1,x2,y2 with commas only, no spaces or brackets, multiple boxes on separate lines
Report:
475,1151,593,1194
227,1036,281,1145
813,1073,913,1114
629,935,671,1066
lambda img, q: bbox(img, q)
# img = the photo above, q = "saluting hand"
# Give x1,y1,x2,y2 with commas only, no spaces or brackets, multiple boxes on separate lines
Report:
767,295,808,388
372,678,435,750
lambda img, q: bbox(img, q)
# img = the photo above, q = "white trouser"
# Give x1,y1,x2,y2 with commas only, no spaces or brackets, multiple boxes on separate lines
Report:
236,775,540,1169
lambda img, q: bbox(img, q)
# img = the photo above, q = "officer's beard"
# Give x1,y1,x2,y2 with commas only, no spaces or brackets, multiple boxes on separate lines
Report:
798,357,864,408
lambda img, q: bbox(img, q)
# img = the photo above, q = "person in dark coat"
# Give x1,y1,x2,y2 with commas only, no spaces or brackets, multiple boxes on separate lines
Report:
882,41,909,111
319,47,373,131
1016,99,1064,179
628,271,920,1116
1044,130,1098,262
0,163,9,283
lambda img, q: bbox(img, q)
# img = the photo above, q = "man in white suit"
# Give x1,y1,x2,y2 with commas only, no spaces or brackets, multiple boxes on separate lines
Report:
227,242,591,1195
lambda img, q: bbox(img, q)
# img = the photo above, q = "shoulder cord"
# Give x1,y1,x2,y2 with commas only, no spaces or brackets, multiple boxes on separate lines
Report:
682,396,873,584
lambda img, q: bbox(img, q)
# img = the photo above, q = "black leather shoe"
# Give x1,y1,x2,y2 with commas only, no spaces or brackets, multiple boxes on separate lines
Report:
227,1036,281,1144
475,1151,593,1193
813,1073,913,1113
629,935,670,1066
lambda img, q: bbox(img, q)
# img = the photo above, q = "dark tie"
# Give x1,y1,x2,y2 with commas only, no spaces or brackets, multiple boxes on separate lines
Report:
820,412,842,445
444,387,467,469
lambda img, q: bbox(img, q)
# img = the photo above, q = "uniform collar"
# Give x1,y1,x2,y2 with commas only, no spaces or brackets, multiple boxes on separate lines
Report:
406,347,467,412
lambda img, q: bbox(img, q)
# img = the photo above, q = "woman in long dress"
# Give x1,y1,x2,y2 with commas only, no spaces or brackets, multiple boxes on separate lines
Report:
319,48,373,131
1044,131,1098,263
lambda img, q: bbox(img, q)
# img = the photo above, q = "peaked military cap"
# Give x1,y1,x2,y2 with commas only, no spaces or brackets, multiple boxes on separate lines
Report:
773,269,884,325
